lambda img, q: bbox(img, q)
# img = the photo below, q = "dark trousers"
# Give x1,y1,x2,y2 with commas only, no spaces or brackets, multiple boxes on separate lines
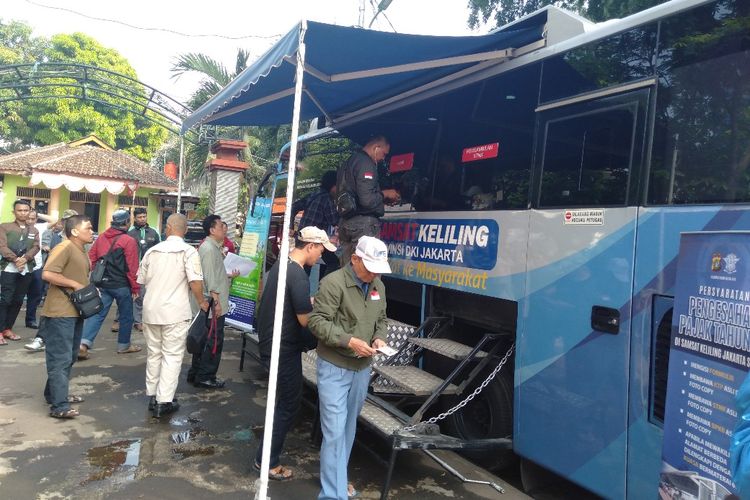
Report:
43,316,83,413
188,315,225,383
339,215,381,265
25,268,44,325
255,350,303,468
0,270,33,331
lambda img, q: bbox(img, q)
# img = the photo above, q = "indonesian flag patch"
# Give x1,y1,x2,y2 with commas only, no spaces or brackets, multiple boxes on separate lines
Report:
363,171,374,180
370,290,381,301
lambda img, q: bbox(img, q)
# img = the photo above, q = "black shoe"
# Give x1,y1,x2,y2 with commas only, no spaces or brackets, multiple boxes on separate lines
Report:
148,396,156,411
186,374,195,384
194,379,225,389
26,321,39,329
152,401,180,418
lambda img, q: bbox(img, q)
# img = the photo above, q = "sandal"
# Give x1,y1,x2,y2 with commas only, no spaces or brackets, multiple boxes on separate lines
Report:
77,346,89,360
348,483,361,498
117,345,142,354
2,330,21,341
253,461,293,481
50,408,79,419
68,395,85,404
0,337,7,346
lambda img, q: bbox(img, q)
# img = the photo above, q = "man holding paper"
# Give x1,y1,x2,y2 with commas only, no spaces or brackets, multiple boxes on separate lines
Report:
308,235,392,500
188,214,239,389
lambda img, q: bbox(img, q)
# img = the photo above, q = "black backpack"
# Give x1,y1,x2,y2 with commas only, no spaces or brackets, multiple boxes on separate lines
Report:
90,234,124,287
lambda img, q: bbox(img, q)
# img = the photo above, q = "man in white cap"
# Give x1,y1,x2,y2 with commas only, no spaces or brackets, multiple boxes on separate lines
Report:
253,226,336,481
308,235,391,500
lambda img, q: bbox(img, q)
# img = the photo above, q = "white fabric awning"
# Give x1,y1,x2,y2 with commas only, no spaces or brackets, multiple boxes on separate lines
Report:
29,172,138,195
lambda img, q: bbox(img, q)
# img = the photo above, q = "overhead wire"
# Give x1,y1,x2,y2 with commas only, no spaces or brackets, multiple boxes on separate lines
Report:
22,0,282,40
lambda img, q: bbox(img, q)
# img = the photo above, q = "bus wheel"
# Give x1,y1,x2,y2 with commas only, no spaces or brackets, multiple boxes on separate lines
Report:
441,370,516,471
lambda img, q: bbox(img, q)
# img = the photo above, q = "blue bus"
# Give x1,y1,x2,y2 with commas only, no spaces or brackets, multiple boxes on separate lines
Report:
262,0,750,497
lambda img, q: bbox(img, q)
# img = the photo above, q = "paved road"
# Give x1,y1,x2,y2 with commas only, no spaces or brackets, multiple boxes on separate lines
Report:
0,310,526,499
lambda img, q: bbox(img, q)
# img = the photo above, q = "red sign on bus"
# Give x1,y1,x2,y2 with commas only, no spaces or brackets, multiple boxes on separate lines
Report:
462,142,499,163
389,152,414,173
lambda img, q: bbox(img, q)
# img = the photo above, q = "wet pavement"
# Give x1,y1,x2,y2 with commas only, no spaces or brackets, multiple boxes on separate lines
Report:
0,310,526,499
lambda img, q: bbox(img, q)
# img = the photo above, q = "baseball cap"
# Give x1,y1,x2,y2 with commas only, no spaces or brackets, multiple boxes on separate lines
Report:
111,209,130,227
298,226,336,252
61,209,78,219
355,236,391,274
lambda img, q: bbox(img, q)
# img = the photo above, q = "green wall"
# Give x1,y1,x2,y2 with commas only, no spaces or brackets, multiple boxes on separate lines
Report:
0,175,26,222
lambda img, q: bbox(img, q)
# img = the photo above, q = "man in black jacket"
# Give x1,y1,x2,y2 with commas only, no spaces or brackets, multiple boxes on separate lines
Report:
127,207,160,331
336,135,400,264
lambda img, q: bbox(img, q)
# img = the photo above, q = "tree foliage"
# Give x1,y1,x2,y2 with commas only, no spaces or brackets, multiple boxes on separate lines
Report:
467,0,668,28
0,20,168,160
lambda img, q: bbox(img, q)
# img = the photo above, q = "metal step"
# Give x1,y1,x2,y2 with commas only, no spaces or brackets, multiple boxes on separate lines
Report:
408,337,487,360
373,366,459,396
359,400,406,436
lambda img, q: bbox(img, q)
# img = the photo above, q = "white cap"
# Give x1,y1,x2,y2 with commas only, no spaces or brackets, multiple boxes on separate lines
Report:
299,226,337,252
354,236,391,274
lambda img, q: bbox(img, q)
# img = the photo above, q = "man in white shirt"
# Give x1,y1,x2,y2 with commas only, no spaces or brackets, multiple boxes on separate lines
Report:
137,214,209,418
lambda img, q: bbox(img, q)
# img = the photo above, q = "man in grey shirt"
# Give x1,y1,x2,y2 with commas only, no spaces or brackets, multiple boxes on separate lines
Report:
188,214,239,389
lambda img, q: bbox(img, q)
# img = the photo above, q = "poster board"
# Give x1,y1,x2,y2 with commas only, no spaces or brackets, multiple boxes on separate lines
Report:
660,231,750,499
225,197,272,331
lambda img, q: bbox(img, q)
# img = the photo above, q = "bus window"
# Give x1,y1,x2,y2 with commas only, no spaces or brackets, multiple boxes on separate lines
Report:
540,24,657,103
539,106,633,207
648,0,750,205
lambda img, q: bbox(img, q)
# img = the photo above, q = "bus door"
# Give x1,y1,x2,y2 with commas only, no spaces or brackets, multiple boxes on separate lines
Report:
517,88,650,498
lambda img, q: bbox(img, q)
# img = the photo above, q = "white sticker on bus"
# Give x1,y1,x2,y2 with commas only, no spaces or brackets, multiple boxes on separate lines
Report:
563,209,604,225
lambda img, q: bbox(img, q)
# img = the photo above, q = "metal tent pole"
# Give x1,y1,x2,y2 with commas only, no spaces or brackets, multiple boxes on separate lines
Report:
177,135,185,213
256,19,308,500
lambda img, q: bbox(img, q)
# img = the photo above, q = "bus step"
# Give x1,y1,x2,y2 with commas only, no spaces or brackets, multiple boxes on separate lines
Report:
373,366,459,396
360,399,407,436
408,337,488,360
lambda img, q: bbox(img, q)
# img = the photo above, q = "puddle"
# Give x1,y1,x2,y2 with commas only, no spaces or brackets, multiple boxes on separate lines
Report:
171,445,215,459
169,413,202,427
170,427,207,444
81,439,140,486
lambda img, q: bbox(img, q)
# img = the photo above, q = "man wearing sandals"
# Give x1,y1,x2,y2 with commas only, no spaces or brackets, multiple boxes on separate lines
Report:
0,199,40,345
40,215,94,418
309,236,392,500
79,209,142,359
254,227,336,481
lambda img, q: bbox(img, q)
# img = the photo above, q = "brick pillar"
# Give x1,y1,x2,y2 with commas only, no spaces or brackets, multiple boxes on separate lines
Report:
206,140,248,239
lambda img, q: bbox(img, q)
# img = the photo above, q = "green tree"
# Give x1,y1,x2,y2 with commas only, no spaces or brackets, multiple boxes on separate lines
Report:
467,0,667,28
0,22,168,160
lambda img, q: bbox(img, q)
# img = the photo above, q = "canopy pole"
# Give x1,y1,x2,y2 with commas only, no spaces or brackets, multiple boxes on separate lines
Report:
256,19,307,500
177,135,185,213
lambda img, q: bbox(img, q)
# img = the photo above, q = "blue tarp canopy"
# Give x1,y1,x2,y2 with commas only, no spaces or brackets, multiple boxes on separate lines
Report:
181,20,545,133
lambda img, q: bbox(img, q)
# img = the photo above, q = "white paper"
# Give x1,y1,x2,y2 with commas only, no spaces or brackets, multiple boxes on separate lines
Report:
224,252,256,277
376,345,398,357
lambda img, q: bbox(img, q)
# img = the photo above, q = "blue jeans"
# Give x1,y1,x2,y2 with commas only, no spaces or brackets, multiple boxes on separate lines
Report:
25,268,44,324
81,287,133,351
43,316,83,413
317,357,371,500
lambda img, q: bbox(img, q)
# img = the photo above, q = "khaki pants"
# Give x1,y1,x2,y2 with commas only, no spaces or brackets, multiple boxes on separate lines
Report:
143,320,190,404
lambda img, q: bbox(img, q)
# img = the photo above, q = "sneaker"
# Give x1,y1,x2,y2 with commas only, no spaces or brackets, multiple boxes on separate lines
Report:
24,337,45,352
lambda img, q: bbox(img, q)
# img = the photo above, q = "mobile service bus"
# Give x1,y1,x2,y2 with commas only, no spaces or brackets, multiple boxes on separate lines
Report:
257,0,750,497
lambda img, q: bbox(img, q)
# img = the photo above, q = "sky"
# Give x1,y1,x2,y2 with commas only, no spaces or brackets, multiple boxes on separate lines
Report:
3,0,480,104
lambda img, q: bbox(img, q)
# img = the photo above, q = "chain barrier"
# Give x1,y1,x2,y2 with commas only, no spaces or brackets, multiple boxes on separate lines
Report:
401,343,515,433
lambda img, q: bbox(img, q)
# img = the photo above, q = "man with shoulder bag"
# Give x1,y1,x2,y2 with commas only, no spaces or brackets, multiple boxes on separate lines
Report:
40,215,95,419
79,209,142,360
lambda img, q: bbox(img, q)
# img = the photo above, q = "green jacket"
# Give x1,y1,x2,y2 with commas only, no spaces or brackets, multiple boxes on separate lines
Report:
309,264,388,371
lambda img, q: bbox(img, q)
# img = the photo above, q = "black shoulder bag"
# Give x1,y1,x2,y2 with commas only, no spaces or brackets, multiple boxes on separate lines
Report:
336,158,358,219
90,234,124,286
60,284,103,319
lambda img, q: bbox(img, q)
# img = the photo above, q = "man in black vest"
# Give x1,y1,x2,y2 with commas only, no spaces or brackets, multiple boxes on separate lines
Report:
336,135,400,265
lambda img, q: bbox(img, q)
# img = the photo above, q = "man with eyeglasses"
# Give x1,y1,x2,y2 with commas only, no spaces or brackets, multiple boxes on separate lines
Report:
335,136,400,265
